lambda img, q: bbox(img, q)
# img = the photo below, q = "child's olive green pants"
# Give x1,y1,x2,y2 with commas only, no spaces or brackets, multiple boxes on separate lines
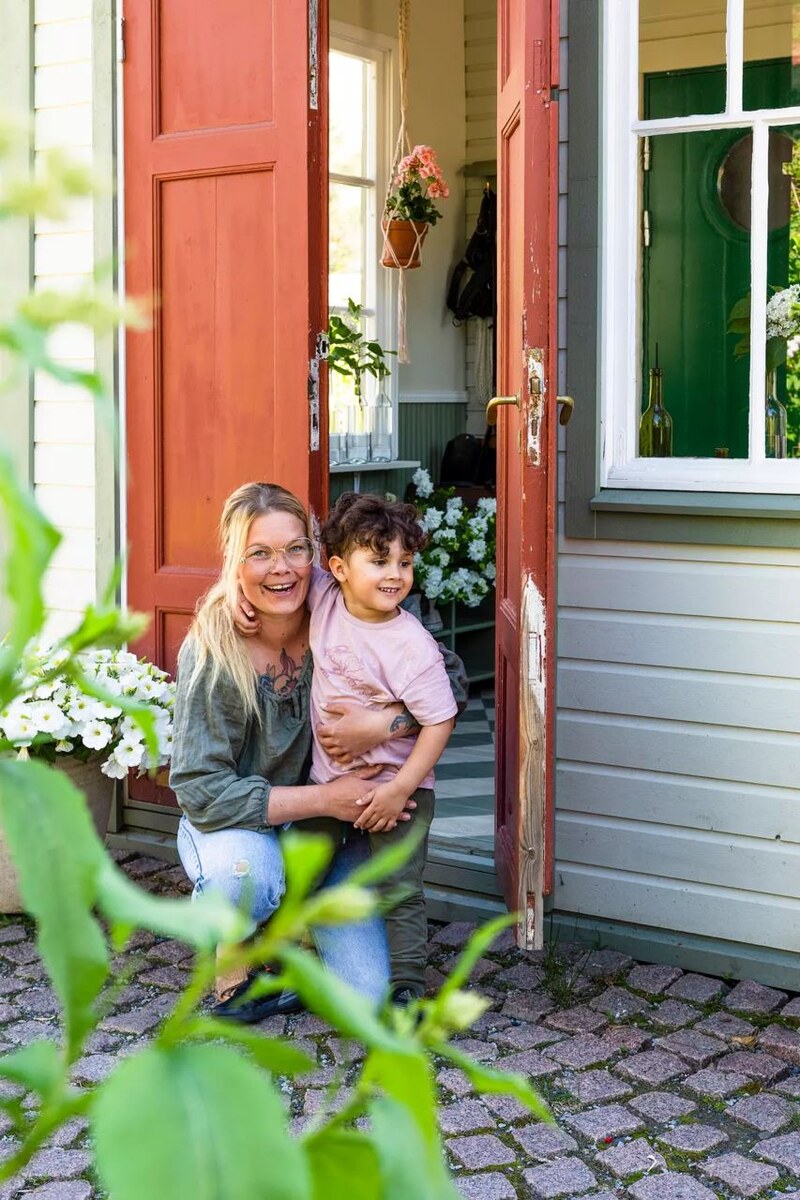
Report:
369,787,434,997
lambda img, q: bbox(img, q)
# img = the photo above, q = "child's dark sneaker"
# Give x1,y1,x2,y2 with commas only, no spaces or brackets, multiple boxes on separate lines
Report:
391,986,423,1008
212,975,304,1024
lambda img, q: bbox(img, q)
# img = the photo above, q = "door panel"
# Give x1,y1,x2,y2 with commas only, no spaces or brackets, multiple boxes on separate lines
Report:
124,0,328,804
494,0,559,948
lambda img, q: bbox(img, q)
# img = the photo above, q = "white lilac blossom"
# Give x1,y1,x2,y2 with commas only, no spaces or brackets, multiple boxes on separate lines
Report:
0,644,175,777
766,285,800,340
409,474,497,607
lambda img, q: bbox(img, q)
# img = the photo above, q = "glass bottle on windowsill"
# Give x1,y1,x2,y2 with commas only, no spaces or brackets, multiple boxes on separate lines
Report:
639,363,673,458
369,390,393,462
765,370,788,459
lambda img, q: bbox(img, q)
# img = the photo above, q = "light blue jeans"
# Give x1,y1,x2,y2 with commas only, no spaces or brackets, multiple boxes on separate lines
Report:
177,816,390,1004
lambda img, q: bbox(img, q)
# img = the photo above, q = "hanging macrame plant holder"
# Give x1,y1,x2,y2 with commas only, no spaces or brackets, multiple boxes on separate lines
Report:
380,0,424,362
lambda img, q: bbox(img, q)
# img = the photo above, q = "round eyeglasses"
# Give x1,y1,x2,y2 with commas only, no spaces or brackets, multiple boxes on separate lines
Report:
240,537,315,571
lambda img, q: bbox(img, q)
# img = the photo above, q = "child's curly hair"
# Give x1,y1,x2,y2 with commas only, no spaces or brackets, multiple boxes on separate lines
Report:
320,492,427,560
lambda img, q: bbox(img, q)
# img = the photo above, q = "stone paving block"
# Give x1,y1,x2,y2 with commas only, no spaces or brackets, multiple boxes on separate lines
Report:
694,1011,756,1042
653,1029,727,1068
20,988,60,1017
451,1037,499,1063
0,943,41,966
100,997,172,1035
432,922,477,947
544,1034,614,1070
46,1119,88,1149
664,973,728,1005
715,1049,788,1084
455,1172,517,1199
657,1123,728,1153
730,1091,796,1133
616,1048,687,1085
598,1026,650,1054
438,1067,474,1098
491,1024,563,1052
146,939,192,964
25,1186,92,1200
472,1012,513,1036
649,1000,699,1030
724,978,787,1015
137,965,189,990
754,1129,800,1174
628,1091,697,1123
589,987,650,1020
70,1053,118,1085
4,1021,60,1046
123,854,167,878
564,1102,644,1141
439,1099,497,1134
595,1136,666,1179
700,1151,780,1198
780,995,800,1020
290,1013,334,1037
543,1006,607,1035
758,1021,800,1066
501,993,555,1022
627,1173,719,1200
495,963,543,990
556,1068,632,1104
442,954,500,984
426,965,448,993
583,949,633,978
683,1067,750,1097
774,1075,800,1098
0,975,29,996
482,1093,531,1123
24,1149,92,1180
494,1049,560,1078
521,1157,596,1198
513,1122,577,1161
0,925,28,944
447,1134,515,1169
626,963,683,995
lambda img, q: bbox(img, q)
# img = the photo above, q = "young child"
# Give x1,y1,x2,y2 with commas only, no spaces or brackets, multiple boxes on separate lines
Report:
308,491,456,1004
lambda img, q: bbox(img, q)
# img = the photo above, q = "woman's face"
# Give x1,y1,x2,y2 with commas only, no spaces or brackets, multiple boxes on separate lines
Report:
238,510,313,619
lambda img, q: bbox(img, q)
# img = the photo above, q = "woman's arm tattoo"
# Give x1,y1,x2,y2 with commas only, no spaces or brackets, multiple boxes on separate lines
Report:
389,708,420,737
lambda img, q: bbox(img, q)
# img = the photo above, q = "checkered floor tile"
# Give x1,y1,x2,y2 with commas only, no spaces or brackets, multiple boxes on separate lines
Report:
430,686,495,852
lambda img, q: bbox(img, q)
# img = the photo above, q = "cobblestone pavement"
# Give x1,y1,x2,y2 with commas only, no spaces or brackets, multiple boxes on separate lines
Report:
0,852,799,1198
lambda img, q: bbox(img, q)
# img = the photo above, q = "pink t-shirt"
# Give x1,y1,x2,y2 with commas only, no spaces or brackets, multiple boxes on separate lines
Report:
308,568,457,788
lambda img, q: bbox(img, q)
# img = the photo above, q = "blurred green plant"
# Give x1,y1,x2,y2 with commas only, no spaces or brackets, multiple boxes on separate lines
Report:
0,118,549,1197
327,298,394,407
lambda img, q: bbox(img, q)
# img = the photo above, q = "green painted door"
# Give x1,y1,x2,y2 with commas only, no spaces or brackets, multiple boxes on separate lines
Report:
643,63,797,458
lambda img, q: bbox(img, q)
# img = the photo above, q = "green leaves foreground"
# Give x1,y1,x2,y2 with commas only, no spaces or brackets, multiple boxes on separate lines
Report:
0,769,549,1199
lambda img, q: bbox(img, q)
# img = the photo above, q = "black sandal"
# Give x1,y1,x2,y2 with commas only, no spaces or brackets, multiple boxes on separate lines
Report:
212,974,304,1024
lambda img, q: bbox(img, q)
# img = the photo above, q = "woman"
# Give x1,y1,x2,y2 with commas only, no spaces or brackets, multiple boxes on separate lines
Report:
170,481,466,1022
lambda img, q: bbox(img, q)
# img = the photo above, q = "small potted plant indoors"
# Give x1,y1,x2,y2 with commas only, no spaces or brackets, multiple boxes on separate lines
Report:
382,144,449,269
0,644,175,910
327,298,396,463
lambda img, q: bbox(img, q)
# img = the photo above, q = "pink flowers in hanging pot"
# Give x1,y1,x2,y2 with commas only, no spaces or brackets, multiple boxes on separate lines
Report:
382,144,449,269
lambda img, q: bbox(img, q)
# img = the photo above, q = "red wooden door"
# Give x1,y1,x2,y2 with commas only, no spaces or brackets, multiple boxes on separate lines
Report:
124,1,328,802
493,0,559,948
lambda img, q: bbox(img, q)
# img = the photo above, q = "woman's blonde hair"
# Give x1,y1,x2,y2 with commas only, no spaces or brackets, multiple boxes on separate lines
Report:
185,482,312,719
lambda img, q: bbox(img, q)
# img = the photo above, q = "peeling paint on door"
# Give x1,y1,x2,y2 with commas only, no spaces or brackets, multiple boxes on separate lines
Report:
518,572,547,950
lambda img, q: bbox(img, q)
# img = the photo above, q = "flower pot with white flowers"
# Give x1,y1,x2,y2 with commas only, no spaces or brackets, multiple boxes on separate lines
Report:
0,646,175,911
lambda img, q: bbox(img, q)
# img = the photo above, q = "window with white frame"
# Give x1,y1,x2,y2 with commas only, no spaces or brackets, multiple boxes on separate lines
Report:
602,0,800,493
328,27,396,460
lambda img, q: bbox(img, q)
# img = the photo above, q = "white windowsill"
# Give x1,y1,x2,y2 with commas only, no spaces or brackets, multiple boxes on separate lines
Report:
329,460,420,474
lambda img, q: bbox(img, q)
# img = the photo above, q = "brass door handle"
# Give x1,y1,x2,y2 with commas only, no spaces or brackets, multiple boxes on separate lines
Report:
486,395,519,426
557,395,575,426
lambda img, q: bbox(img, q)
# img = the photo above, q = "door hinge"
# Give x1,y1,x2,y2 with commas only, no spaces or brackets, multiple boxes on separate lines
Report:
642,209,651,249
642,136,651,172
308,0,319,110
117,16,126,63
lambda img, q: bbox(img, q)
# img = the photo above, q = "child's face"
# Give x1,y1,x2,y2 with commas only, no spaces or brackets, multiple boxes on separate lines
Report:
329,535,415,622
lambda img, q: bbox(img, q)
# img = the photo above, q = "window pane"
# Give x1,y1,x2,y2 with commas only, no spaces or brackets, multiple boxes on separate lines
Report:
329,51,369,176
744,2,800,110
639,0,727,119
766,125,800,456
329,182,368,310
639,130,751,459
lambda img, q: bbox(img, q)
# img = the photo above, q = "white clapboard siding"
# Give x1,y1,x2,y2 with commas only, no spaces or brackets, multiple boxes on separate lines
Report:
553,865,799,954
559,610,800,678
556,762,799,843
33,0,97,634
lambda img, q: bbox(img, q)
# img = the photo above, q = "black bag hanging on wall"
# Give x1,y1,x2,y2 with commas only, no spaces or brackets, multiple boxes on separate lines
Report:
446,185,496,323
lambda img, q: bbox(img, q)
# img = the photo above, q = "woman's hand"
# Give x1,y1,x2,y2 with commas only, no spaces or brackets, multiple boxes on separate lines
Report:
233,584,261,638
317,701,413,765
320,771,416,826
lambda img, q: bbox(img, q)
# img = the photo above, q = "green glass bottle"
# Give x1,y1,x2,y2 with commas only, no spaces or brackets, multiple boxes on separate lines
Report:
639,366,673,457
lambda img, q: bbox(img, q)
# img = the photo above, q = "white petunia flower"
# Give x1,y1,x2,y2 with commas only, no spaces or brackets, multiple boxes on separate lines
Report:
28,701,71,739
113,738,146,768
79,721,113,750
412,467,434,498
101,755,129,779
468,538,487,561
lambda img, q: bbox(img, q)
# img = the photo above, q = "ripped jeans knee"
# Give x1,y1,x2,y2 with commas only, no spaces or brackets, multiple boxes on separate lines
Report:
177,818,285,925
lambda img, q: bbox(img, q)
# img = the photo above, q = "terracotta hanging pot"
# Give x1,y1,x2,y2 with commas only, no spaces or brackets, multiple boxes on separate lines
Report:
381,218,429,269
